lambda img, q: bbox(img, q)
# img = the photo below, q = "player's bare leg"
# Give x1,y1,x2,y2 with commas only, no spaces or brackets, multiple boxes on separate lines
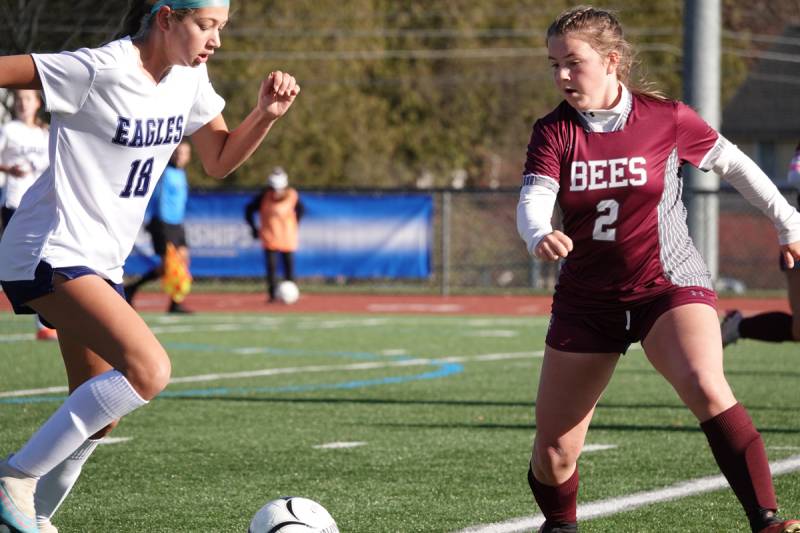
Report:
33,335,121,532
0,274,168,533
644,303,793,532
530,347,619,532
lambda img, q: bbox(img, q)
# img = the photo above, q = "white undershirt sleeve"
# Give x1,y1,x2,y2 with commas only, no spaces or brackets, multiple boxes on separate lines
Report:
707,136,800,245
516,174,559,255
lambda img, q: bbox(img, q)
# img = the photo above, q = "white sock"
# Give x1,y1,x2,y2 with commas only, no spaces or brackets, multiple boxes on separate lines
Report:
9,370,146,478
34,438,99,523
35,316,49,331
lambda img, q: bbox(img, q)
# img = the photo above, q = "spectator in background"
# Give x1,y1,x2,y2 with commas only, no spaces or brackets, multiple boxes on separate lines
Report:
0,89,56,340
245,167,304,302
125,141,193,313
721,143,800,346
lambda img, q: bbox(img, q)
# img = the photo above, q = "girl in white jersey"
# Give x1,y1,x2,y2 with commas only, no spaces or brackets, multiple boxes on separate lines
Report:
0,1,299,531
0,90,58,341
517,6,800,533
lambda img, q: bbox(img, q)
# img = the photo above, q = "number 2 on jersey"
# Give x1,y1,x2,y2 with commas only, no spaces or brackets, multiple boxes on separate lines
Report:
592,199,619,241
119,157,154,198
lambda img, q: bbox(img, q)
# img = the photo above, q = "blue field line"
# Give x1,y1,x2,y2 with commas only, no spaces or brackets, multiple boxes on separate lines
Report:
159,361,463,398
0,361,463,405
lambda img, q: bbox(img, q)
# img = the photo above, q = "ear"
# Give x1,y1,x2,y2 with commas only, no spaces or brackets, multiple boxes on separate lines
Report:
154,6,173,31
606,50,620,75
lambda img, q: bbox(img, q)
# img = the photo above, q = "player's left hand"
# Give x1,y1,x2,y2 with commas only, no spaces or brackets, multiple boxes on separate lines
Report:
258,71,300,120
781,241,800,269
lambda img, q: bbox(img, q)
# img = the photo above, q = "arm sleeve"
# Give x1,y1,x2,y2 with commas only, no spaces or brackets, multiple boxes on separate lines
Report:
675,101,719,170
184,64,226,135
524,120,562,182
516,120,562,254
516,178,559,255
31,49,95,115
709,136,800,245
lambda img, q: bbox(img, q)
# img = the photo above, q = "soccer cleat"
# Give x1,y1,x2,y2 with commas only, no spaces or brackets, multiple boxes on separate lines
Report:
0,460,38,533
720,310,743,347
167,301,192,314
36,519,57,533
757,519,800,533
35,328,57,342
538,521,578,533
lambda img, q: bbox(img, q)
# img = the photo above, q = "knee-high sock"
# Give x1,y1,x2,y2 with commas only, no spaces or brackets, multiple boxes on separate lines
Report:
701,403,776,527
34,439,99,522
9,371,146,478
528,464,579,524
739,312,794,342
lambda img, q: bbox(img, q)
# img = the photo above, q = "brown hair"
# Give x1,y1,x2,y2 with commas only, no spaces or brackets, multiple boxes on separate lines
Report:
12,90,47,129
119,1,195,41
547,5,665,100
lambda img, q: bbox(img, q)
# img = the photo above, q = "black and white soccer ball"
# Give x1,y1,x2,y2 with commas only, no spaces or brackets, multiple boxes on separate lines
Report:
249,496,339,533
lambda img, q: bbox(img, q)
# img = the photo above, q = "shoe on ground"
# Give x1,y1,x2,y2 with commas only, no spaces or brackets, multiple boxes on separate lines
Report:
35,328,58,342
168,302,192,314
36,518,58,533
758,519,800,533
538,521,578,533
0,459,38,533
720,310,743,347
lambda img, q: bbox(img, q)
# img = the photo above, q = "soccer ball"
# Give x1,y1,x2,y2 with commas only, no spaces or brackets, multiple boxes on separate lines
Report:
249,497,339,533
275,280,300,304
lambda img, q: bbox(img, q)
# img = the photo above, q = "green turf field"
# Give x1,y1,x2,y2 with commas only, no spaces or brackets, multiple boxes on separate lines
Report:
1,311,798,532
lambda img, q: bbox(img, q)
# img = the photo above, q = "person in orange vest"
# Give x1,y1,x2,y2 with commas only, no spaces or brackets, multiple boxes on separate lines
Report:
245,167,304,302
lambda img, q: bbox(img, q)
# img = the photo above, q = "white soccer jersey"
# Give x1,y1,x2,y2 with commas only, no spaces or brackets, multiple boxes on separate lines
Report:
0,38,224,283
0,120,49,209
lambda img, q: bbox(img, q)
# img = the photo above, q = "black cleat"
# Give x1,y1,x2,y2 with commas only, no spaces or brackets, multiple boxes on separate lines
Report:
539,521,578,533
168,302,193,314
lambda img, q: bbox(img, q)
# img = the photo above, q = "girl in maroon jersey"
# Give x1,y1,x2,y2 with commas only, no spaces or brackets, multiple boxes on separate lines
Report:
517,6,800,533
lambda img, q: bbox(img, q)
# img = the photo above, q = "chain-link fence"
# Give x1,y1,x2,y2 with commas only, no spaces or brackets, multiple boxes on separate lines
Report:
207,187,792,295
431,187,794,294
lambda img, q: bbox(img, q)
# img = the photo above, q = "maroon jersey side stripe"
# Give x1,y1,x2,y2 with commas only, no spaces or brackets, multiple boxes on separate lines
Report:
656,148,713,289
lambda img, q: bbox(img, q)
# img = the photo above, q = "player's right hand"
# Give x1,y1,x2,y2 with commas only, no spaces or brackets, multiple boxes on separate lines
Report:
534,230,573,261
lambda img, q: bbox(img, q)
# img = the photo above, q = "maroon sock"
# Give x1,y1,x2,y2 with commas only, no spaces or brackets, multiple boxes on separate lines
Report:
739,312,794,342
528,464,579,524
700,403,776,525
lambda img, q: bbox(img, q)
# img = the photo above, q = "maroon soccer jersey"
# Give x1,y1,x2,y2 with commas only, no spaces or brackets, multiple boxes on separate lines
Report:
524,94,718,313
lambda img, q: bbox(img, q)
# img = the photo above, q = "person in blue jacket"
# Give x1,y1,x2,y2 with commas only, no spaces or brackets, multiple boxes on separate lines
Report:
125,141,193,313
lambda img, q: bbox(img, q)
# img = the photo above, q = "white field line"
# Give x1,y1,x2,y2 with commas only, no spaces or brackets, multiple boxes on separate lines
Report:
0,351,543,398
366,303,464,313
0,316,538,344
465,330,519,338
312,441,367,449
453,455,800,533
582,444,617,453
0,333,37,342
98,437,132,445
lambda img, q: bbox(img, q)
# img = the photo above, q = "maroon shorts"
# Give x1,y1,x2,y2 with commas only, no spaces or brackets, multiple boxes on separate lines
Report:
545,286,717,354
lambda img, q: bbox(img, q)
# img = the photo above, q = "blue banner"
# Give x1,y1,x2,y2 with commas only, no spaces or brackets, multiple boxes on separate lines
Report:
124,191,433,279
